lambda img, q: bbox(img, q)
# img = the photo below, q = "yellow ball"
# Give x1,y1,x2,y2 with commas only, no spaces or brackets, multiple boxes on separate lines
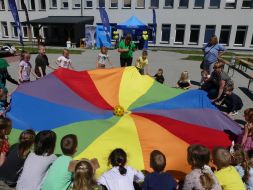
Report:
113,105,125,116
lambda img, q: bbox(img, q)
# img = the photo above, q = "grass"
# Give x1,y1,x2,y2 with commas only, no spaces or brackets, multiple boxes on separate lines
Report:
16,47,85,54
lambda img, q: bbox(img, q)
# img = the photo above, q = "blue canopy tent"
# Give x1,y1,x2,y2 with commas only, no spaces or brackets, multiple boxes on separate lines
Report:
117,16,148,49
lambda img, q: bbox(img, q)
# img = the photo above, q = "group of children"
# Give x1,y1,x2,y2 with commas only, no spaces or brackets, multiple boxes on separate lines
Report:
1,115,253,190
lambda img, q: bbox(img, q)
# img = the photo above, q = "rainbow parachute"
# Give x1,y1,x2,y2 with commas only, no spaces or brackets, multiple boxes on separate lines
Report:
7,67,241,177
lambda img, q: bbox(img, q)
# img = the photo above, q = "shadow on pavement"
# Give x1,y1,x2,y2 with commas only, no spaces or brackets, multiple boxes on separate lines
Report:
239,87,253,101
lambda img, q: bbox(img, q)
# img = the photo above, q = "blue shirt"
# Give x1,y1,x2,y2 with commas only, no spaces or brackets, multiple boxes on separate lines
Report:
203,44,225,65
143,172,177,190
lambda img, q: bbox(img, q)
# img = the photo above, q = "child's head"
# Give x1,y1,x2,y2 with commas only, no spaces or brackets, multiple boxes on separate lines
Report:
244,108,253,123
101,46,108,54
34,130,56,156
61,134,78,156
18,129,36,158
213,62,225,73
187,144,210,168
201,70,209,78
108,148,127,175
0,117,12,136
224,85,234,96
73,160,96,190
150,150,166,173
142,50,148,60
63,49,69,58
157,68,163,76
38,45,46,55
180,71,189,81
212,147,231,170
20,51,30,62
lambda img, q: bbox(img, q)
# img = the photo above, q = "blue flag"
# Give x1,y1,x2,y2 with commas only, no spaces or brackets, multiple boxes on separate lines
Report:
8,0,23,45
152,8,157,44
99,8,111,47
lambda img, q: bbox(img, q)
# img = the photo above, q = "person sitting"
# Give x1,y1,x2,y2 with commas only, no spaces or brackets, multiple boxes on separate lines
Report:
212,147,245,190
218,85,243,116
0,129,35,188
200,70,210,87
41,134,78,190
154,68,165,84
143,150,177,190
98,148,144,190
0,118,12,166
183,144,221,190
176,71,192,90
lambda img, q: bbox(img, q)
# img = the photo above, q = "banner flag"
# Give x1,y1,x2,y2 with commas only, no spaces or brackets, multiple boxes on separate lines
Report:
152,8,157,44
99,8,111,46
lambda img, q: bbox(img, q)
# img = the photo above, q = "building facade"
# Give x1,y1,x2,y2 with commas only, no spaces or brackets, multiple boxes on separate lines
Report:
0,0,253,49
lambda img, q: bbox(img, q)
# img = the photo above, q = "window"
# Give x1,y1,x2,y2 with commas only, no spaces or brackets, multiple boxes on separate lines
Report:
147,24,154,41
225,0,237,8
179,0,188,8
234,26,248,46
98,0,105,7
18,0,26,10
84,0,93,8
204,25,216,43
164,0,173,8
61,0,68,8
136,0,144,8
219,25,231,45
50,0,57,8
189,25,200,44
11,23,18,38
123,0,131,8
39,0,46,10
175,24,185,44
110,0,118,8
161,24,171,42
251,34,253,45
194,0,204,8
1,22,8,37
0,0,5,10
209,0,220,8
22,25,28,38
242,0,253,8
73,0,81,8
29,0,36,10
150,0,159,8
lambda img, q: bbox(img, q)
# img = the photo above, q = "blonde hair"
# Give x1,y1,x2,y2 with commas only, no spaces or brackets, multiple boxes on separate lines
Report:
179,71,189,82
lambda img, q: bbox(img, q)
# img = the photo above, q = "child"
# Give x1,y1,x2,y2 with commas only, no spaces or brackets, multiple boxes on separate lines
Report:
98,148,144,190
41,134,78,190
241,108,253,152
219,85,243,116
0,85,8,116
0,117,12,166
200,70,210,87
212,147,245,190
135,50,149,75
56,49,74,69
177,71,192,89
96,46,113,69
183,144,221,190
16,130,57,190
68,158,100,190
0,129,35,188
143,150,177,190
18,51,39,83
154,68,165,84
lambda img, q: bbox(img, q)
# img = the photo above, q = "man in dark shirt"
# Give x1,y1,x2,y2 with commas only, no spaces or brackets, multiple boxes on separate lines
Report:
35,45,56,77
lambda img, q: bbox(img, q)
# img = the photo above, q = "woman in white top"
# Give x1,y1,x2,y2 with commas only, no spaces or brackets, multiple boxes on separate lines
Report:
98,148,144,190
56,49,74,69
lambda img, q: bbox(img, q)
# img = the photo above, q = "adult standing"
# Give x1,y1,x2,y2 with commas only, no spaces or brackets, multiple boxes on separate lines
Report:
202,62,234,102
118,34,136,67
202,35,225,74
34,45,57,78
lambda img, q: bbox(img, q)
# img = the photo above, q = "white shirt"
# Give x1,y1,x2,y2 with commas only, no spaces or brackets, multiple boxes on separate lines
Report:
19,60,32,81
57,55,72,68
98,166,144,190
16,152,57,190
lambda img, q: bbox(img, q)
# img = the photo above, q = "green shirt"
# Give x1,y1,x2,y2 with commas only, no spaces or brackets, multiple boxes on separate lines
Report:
119,40,136,58
41,155,72,190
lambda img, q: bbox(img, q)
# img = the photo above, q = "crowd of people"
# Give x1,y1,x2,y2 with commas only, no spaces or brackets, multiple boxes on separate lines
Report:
0,34,251,189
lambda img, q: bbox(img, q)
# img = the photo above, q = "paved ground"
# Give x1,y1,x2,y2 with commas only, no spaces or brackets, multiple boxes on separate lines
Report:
4,48,253,123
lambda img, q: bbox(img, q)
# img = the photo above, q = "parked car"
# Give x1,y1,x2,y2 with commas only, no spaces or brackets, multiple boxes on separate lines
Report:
0,44,16,58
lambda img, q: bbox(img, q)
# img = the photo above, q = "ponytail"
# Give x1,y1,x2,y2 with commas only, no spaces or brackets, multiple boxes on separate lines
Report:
200,166,215,190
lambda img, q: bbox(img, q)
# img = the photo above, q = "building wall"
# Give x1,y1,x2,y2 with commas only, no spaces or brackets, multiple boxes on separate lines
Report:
0,0,253,50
